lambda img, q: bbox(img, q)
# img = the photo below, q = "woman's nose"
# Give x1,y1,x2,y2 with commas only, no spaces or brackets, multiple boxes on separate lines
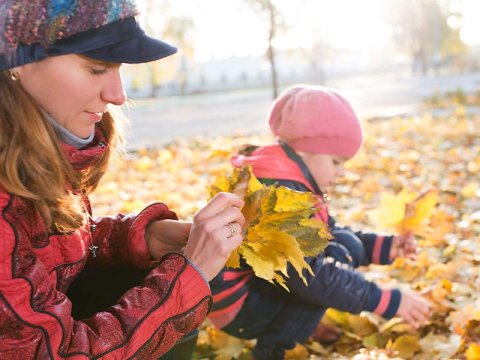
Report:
102,68,126,106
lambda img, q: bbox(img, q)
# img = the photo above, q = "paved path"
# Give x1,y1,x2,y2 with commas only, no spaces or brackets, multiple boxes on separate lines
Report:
125,71,480,149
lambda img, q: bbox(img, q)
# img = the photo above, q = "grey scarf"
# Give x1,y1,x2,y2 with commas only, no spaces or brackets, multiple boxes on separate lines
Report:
43,111,95,149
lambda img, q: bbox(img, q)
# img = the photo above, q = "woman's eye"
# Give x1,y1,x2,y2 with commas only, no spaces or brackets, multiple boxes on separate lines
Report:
90,68,108,75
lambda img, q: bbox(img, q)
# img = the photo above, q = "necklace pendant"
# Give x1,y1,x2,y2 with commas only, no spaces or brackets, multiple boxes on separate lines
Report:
323,192,330,203
89,245,99,257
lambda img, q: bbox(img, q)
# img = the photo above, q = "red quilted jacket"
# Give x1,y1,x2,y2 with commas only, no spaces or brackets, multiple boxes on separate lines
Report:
0,132,212,359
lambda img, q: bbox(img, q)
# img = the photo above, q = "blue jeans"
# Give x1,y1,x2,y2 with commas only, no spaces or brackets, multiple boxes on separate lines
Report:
223,276,322,360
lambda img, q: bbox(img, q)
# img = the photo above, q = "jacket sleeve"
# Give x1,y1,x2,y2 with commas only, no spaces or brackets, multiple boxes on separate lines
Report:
285,254,401,318
330,219,394,265
285,253,377,313
0,197,211,359
90,202,178,268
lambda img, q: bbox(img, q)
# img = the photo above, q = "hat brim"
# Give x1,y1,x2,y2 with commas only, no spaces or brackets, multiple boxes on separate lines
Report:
82,34,177,64
48,17,177,64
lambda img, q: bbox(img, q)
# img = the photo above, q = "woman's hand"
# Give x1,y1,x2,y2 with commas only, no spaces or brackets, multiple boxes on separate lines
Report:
146,219,192,259
396,290,432,329
390,230,417,261
184,192,245,281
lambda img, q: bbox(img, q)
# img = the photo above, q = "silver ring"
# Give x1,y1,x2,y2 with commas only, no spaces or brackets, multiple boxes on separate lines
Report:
227,222,237,237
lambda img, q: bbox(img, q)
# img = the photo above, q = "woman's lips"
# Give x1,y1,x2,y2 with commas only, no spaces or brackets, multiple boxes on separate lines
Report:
85,111,103,122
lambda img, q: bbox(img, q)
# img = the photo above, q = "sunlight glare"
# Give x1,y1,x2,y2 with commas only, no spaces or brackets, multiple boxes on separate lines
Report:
460,0,480,45
193,1,268,62
305,0,388,50
139,0,479,62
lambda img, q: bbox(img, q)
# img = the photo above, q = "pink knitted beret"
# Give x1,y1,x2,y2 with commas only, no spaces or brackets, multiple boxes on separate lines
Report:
268,85,363,158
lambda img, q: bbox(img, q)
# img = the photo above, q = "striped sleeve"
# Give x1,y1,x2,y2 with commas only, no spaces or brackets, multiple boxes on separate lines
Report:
357,233,394,265
370,235,394,264
209,269,253,329
364,285,402,319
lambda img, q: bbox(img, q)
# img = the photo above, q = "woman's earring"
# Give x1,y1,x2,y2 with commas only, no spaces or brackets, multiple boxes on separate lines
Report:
9,69,19,81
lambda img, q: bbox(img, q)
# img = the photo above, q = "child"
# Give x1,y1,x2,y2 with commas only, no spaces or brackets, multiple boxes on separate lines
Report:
209,85,432,360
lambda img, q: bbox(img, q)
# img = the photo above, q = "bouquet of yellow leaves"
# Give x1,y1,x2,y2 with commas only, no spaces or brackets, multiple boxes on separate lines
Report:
208,165,331,290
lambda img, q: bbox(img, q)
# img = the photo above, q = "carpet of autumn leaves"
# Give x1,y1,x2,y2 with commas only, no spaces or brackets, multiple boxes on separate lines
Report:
90,101,480,359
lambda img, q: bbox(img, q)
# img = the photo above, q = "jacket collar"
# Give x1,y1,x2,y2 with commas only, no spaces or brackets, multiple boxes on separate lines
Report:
60,129,109,171
231,143,322,195
278,142,323,195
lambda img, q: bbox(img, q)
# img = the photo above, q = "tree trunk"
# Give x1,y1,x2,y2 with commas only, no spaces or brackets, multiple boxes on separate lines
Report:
267,0,278,99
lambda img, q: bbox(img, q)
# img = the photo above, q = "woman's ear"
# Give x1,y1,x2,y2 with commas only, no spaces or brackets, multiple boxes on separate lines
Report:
9,67,20,81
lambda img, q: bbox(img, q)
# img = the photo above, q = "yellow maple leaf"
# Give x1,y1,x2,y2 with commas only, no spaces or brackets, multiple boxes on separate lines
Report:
403,190,439,233
466,343,480,360
204,327,247,360
368,189,439,235
209,165,331,287
348,315,378,337
388,334,421,359
274,187,316,212
456,319,480,356
285,344,310,359
368,190,415,229
225,248,241,268
209,174,231,193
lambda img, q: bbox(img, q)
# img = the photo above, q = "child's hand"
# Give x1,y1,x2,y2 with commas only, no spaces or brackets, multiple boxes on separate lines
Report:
396,291,432,329
390,230,417,261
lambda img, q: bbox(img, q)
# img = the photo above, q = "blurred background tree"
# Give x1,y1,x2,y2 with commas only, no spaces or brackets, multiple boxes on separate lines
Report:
246,0,283,99
384,0,468,75
162,15,195,95
139,0,195,96
125,0,479,98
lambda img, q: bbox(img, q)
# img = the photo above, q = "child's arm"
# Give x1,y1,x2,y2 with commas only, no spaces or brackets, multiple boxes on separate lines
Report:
331,220,417,265
330,221,394,265
285,254,432,327
326,213,391,265
286,255,394,315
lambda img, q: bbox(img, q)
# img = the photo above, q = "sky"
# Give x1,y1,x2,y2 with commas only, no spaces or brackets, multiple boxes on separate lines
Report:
157,0,390,61
458,0,480,45
139,0,480,63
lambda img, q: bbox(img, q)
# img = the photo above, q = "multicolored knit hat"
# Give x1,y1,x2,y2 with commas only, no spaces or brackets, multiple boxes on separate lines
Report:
0,0,177,70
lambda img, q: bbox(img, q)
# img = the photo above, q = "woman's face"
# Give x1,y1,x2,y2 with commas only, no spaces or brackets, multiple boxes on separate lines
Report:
300,152,348,193
15,54,126,138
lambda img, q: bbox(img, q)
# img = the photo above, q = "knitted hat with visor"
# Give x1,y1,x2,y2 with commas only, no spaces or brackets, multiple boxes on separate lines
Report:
0,0,177,70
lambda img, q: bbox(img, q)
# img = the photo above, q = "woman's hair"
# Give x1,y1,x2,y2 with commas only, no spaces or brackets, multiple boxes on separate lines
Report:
237,144,260,156
0,70,118,232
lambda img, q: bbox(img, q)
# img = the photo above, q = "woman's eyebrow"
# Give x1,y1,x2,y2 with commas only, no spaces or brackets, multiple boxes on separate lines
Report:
89,60,119,67
79,55,119,67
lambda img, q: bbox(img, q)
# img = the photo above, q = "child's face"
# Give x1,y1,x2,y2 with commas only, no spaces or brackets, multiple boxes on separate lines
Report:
300,153,348,192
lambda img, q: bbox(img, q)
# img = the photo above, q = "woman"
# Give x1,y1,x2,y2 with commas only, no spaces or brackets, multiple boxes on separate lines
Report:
0,1,244,359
